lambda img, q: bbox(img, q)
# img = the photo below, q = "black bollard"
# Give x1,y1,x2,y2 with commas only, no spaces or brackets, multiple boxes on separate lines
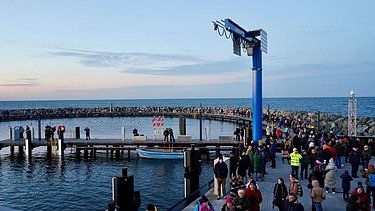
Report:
109,168,141,211
183,145,201,197
75,127,80,139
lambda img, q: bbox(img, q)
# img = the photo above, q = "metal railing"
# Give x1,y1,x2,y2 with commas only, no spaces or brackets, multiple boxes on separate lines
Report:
167,179,214,211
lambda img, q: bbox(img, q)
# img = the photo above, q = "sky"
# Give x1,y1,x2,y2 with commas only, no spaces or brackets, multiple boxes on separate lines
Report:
0,1,374,100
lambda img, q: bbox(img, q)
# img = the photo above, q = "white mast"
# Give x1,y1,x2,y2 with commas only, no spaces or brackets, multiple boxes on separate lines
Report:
348,90,357,137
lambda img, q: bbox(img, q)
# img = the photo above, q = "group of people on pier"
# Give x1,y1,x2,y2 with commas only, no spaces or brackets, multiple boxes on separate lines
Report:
197,114,375,211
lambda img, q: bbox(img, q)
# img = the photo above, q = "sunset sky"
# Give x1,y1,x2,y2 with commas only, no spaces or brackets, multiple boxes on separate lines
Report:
1,1,374,100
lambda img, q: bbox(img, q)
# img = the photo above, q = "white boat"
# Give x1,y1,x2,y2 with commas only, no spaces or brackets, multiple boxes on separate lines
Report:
136,148,183,160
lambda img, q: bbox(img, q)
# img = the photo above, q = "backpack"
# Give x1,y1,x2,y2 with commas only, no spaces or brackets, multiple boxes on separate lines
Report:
369,174,375,187
297,182,303,197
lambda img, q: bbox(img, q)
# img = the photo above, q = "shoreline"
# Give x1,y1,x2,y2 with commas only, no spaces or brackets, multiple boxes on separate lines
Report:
0,106,374,136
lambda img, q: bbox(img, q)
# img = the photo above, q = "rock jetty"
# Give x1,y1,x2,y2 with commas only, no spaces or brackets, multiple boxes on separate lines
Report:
0,106,374,136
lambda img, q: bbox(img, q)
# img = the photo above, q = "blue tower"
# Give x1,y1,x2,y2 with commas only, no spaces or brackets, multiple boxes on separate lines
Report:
213,19,267,145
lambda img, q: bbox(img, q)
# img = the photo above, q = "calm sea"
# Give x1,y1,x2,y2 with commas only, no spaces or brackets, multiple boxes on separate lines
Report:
0,98,374,211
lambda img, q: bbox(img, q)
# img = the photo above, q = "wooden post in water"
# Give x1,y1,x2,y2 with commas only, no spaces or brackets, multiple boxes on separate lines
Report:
58,139,64,158
25,138,32,159
18,146,24,156
8,126,12,140
121,127,126,141
183,145,200,197
10,146,14,157
46,141,52,159
84,149,89,159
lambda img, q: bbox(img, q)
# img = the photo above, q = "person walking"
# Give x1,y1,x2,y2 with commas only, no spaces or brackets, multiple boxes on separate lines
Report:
168,128,175,142
253,149,264,181
340,169,353,202
290,148,302,180
273,178,288,211
310,180,326,211
324,158,337,194
349,146,361,178
84,127,90,140
300,150,309,180
214,155,228,200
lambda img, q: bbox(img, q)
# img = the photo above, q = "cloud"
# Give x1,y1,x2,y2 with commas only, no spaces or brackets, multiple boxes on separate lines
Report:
0,78,41,87
301,25,348,35
264,61,375,81
48,49,250,76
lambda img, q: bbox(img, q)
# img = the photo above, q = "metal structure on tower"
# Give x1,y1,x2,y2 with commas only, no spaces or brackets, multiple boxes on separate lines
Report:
348,90,357,137
212,18,267,145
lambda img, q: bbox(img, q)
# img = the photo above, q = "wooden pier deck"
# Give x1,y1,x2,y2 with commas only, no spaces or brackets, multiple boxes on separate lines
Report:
0,137,240,159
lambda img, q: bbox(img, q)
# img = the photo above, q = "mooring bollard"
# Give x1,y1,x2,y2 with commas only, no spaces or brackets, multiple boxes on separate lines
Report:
108,168,141,211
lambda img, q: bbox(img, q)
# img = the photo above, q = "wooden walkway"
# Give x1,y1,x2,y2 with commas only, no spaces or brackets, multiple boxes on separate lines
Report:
0,137,240,159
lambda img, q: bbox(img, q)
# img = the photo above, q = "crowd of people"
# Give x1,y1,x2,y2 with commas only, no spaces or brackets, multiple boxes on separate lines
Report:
195,114,375,211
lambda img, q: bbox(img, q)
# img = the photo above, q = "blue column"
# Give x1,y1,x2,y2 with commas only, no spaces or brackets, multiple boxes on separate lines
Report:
252,43,262,145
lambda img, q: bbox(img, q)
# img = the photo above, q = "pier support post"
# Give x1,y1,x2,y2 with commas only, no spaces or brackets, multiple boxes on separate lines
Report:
183,145,201,197
18,146,24,156
9,126,12,140
38,115,41,141
58,139,64,158
108,168,141,211
205,126,210,141
84,149,88,159
10,146,14,157
179,115,186,135
46,142,52,159
25,139,32,158
75,127,80,139
121,127,126,141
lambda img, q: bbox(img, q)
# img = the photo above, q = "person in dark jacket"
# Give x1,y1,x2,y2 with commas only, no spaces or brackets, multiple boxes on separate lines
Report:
308,166,324,189
282,192,304,211
229,151,238,178
269,139,277,169
349,147,361,178
214,155,229,199
273,178,288,211
300,150,310,180
237,153,249,183
340,170,353,202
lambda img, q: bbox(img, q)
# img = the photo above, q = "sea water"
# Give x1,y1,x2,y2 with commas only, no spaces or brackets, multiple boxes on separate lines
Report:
0,98,374,210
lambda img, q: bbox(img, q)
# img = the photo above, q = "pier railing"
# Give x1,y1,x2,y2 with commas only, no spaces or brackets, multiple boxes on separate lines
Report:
167,179,214,211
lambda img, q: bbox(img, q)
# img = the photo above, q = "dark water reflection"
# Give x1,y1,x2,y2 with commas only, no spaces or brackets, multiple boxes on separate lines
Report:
0,153,214,210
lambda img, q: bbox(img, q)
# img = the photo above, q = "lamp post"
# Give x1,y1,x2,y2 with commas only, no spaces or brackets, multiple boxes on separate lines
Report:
310,109,320,132
213,19,267,145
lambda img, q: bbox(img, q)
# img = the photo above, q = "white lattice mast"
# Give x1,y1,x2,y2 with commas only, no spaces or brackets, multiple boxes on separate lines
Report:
348,90,357,137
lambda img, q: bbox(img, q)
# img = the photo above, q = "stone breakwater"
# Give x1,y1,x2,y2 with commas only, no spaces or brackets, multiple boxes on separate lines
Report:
0,107,374,136
268,109,375,137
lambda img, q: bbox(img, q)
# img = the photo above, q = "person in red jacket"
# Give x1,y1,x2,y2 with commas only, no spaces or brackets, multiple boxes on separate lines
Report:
244,180,263,211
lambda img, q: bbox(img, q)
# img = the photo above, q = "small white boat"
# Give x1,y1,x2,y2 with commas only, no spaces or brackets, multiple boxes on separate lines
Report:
136,148,183,160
